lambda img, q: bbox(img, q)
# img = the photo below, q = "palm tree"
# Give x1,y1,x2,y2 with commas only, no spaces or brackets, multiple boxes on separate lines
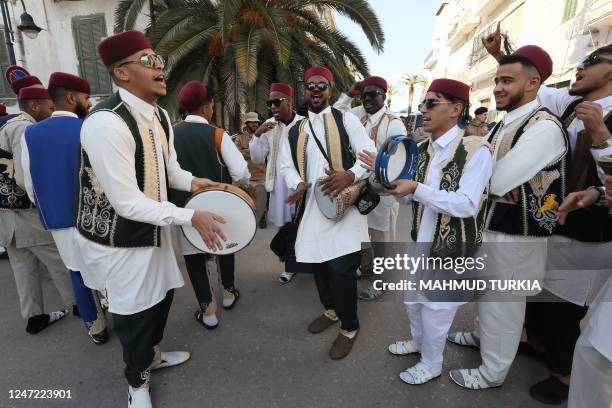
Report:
114,0,385,132
385,84,398,109
401,74,426,114
114,0,171,32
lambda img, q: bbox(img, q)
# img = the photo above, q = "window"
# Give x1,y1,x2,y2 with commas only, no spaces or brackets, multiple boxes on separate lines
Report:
470,24,495,65
562,0,578,22
0,29,13,98
72,14,112,96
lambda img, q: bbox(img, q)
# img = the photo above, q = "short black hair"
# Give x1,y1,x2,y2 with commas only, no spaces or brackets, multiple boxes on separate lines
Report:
434,92,470,127
594,45,612,56
474,107,488,115
47,85,68,104
499,55,540,78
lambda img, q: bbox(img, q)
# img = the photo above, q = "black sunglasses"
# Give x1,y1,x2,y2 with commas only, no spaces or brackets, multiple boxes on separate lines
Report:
418,99,454,110
266,98,288,108
581,53,612,66
362,90,385,99
305,82,329,92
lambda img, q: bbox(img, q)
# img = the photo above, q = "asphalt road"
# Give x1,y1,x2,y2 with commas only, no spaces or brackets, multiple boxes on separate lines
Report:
0,206,559,408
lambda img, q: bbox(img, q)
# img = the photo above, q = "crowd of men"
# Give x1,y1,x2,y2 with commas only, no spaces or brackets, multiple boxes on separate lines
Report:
0,26,610,408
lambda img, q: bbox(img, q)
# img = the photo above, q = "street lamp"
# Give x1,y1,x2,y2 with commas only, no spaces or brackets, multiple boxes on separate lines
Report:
0,0,42,65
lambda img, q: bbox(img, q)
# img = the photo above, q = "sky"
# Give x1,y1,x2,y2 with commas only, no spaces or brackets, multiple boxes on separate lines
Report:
333,1,440,113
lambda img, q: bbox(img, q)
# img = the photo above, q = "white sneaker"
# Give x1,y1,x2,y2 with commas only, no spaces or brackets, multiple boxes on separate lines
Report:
128,385,151,408
278,271,295,284
388,339,420,356
399,362,441,385
449,368,502,390
149,351,190,371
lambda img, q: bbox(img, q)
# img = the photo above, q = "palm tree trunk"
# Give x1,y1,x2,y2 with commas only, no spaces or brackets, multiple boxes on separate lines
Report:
149,0,155,29
408,84,414,114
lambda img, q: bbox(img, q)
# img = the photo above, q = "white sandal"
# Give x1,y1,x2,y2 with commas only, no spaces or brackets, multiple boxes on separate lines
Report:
388,339,420,355
278,271,295,284
447,331,480,348
399,362,440,385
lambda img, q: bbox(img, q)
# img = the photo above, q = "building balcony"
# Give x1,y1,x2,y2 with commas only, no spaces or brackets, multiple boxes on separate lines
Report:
587,0,612,27
423,48,439,69
447,15,480,48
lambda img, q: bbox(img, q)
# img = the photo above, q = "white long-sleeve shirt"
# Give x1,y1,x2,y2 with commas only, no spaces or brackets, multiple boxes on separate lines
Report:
279,106,376,263
183,114,250,185
538,86,612,183
21,111,81,270
334,93,407,232
249,114,302,227
75,88,194,315
398,126,493,242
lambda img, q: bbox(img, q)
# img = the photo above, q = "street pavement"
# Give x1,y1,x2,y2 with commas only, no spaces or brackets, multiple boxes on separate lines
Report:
0,206,560,408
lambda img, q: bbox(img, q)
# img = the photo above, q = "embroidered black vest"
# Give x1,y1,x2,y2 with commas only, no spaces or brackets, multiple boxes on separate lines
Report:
554,111,612,242
485,107,570,237
411,132,490,249
76,92,170,248
169,121,230,207
287,107,355,175
0,115,34,210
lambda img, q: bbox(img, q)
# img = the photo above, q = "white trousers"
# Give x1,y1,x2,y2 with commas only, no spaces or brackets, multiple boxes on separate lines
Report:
475,298,526,384
568,334,612,408
406,303,458,374
7,240,74,319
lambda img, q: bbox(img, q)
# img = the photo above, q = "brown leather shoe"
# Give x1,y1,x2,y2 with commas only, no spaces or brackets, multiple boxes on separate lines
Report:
307,314,338,334
329,331,358,360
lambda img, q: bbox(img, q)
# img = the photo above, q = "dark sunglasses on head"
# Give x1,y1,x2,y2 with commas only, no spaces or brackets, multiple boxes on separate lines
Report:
418,99,455,110
362,90,386,99
581,53,612,66
118,53,165,69
305,82,329,92
266,98,288,108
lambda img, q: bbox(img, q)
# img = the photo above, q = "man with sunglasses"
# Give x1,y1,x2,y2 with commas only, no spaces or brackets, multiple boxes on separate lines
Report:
279,67,375,360
171,80,249,330
250,83,304,284
333,76,407,301
359,78,493,384
447,45,571,391
480,36,612,403
74,30,226,408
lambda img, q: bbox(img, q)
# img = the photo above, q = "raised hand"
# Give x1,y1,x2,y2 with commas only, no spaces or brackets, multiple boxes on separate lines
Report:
555,189,601,225
254,120,277,137
347,81,364,98
482,22,503,61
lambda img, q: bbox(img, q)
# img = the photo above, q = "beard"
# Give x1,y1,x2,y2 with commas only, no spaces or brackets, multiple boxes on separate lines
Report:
496,90,524,112
75,101,89,119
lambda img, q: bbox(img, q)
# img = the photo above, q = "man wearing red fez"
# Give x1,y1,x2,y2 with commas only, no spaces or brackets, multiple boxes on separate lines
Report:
19,72,110,346
448,43,570,391
482,32,612,404
334,75,407,301
279,66,376,359
251,82,305,284
359,77,493,384
0,86,83,337
171,80,249,330
74,29,226,407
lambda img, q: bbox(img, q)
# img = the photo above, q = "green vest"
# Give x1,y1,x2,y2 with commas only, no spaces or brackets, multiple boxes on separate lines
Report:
170,121,230,207
411,131,490,250
76,92,170,248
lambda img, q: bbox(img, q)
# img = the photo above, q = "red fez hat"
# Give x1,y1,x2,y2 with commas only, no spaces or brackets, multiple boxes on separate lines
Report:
10,76,42,94
178,80,207,111
361,76,388,91
97,30,153,67
0,103,5,114
49,72,91,95
18,86,51,101
510,45,553,82
304,67,333,84
269,83,293,97
427,78,470,102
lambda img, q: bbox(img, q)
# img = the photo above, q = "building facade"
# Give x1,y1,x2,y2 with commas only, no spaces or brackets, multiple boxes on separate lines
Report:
424,0,612,118
0,0,146,113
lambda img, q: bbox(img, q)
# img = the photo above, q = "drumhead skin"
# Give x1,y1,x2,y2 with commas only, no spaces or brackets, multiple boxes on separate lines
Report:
386,142,407,181
314,184,338,219
374,135,419,189
181,187,256,255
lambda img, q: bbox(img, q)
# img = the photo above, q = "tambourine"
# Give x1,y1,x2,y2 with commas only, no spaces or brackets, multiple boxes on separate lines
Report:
374,135,419,189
